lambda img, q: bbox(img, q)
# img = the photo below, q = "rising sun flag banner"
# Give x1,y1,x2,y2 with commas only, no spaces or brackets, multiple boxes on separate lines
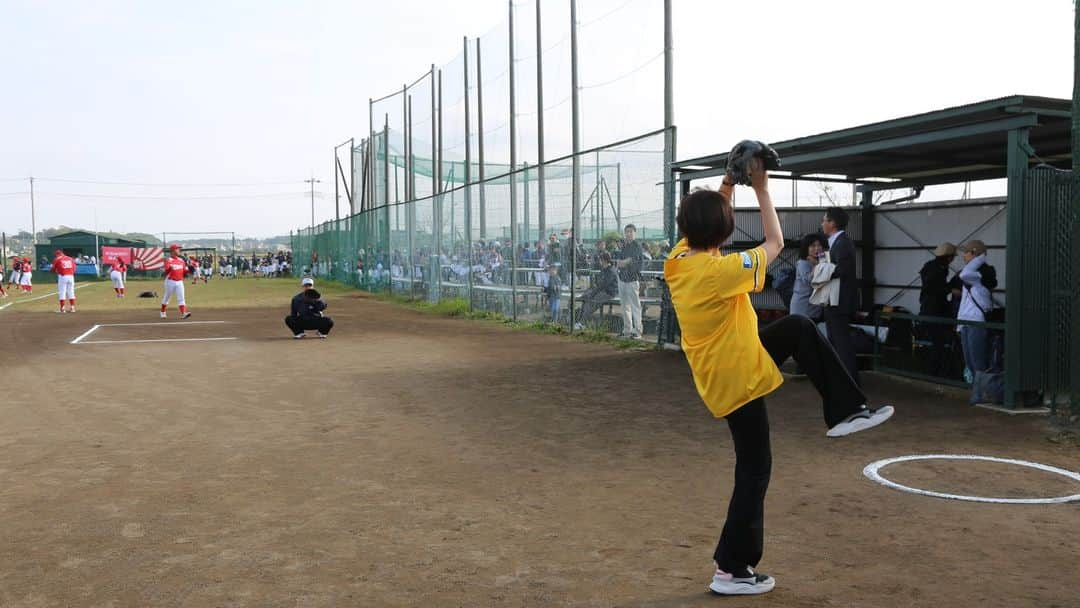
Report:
131,247,164,270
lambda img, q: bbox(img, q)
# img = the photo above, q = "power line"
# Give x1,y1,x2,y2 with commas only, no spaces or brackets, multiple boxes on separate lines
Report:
32,191,325,200
32,177,303,187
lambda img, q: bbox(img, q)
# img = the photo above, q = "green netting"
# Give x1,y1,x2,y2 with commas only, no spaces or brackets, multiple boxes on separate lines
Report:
294,131,668,334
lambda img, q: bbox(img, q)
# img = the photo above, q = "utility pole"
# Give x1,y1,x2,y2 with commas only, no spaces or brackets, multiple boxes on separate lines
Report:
305,177,321,227
29,176,37,244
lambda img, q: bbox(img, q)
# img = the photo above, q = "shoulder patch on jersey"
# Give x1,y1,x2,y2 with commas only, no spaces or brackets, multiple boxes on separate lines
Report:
741,252,753,269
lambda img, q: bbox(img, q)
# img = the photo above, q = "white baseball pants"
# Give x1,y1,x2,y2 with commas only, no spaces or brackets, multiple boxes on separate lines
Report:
162,279,186,306
57,274,75,299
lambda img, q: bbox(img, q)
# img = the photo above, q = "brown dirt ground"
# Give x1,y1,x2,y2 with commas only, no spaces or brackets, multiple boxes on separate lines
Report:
1,293,1078,608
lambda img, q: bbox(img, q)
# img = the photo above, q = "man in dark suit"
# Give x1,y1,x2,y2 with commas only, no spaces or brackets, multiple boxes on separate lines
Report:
821,207,859,383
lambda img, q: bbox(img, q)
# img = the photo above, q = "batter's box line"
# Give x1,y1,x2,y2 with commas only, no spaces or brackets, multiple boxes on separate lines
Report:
70,322,236,345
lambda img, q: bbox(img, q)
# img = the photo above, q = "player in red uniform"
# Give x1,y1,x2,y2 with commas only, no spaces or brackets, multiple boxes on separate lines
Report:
189,256,201,285
50,250,77,312
110,258,128,297
161,245,192,319
19,257,32,293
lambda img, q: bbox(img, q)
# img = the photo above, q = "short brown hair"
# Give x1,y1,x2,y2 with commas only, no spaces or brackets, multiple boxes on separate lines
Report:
676,188,735,250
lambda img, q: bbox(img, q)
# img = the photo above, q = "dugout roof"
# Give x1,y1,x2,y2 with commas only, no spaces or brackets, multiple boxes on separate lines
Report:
672,95,1072,189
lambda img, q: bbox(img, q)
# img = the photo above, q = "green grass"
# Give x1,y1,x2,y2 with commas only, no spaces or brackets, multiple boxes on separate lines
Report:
0,277,355,313
370,291,655,351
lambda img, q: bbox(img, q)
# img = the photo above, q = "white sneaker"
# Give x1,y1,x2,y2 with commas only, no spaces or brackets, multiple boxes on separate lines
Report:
160,312,167,319
293,333,306,339
316,332,328,339
826,405,894,438
709,566,775,595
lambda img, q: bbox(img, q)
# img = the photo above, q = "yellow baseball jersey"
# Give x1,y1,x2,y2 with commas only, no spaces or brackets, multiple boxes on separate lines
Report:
664,238,782,418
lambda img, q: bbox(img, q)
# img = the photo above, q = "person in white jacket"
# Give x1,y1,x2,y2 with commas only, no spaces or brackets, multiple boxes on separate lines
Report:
957,240,993,376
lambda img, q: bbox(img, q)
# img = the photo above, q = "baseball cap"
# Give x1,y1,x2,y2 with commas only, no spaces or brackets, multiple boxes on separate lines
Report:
932,242,957,257
301,277,314,286
959,240,987,256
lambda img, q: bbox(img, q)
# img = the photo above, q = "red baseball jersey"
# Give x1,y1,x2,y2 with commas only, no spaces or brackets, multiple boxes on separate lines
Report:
51,256,76,276
112,262,127,273
164,256,188,281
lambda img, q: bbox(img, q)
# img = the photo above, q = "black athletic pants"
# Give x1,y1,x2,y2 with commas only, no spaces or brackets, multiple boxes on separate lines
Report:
712,314,866,573
824,307,860,385
285,315,334,336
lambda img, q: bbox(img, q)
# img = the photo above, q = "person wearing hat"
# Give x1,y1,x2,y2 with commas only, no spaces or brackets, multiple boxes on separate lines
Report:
18,257,32,293
285,277,333,338
957,239,994,383
918,243,957,375
50,250,77,312
161,244,192,319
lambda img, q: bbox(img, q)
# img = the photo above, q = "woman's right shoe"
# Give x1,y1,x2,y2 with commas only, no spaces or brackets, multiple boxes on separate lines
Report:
826,405,895,438
709,567,775,595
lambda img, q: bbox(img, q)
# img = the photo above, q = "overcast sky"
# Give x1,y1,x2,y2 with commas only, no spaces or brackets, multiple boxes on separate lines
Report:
0,0,1073,238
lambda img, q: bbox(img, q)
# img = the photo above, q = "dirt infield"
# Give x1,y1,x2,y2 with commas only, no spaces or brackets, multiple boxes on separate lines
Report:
1,289,1078,607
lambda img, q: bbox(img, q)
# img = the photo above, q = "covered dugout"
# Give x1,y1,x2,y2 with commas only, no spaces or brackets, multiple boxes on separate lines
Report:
669,95,1076,410
34,230,148,276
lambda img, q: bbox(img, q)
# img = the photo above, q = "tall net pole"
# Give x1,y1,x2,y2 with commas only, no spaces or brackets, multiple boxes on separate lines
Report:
535,0,546,241
570,0,581,330
509,0,519,320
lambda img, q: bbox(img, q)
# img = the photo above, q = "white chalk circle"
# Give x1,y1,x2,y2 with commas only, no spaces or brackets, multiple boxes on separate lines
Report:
863,454,1080,504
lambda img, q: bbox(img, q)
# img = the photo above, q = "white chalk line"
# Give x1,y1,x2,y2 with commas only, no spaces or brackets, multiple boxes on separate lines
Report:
70,324,102,344
76,337,239,345
98,321,230,327
863,454,1080,504
0,283,93,310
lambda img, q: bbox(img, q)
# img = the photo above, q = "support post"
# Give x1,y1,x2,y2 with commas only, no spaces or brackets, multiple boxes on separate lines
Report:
431,65,441,301
523,163,530,245
616,162,622,231
383,115,391,272
464,36,474,309
595,151,601,240
408,95,416,202
1004,128,1031,409
570,0,581,329
859,188,875,315
29,176,36,244
368,99,374,212
535,0,547,241
431,65,438,199
476,38,487,240
407,95,414,296
662,0,677,248
402,84,409,200
438,70,444,193
508,0,518,320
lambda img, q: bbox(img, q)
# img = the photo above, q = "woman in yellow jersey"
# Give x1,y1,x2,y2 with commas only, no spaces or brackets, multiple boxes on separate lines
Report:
664,157,894,596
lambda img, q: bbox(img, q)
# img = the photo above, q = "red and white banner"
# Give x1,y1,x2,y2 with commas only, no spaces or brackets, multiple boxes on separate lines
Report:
131,247,164,270
101,246,132,265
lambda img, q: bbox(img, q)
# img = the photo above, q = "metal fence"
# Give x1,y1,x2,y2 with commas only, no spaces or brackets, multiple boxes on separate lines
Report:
1016,166,1078,414
295,130,669,335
